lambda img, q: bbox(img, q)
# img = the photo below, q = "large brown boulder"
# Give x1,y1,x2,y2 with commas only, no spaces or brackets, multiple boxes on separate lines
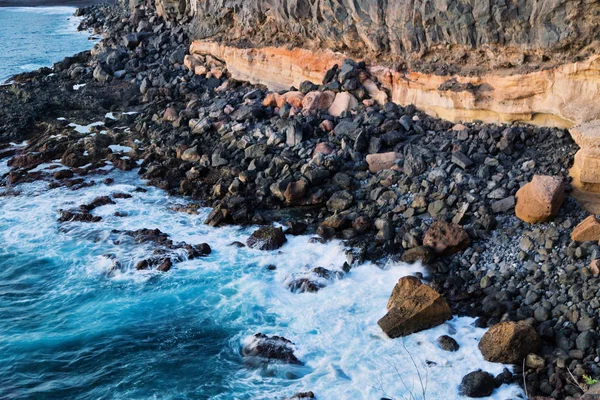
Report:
247,226,287,250
515,175,565,223
423,221,470,256
572,215,600,242
377,276,452,338
478,321,541,364
366,152,401,173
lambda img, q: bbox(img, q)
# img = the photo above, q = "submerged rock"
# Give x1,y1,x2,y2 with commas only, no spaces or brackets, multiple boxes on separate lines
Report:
241,333,302,365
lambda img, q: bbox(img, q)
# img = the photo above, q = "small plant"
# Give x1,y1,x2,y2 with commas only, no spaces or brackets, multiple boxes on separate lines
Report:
583,374,598,386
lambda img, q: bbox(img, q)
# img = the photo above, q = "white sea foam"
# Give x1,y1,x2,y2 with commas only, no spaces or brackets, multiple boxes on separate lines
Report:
0,162,525,399
68,121,104,134
108,145,132,154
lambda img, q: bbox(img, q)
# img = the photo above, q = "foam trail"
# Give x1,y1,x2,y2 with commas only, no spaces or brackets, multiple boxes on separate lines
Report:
0,160,524,399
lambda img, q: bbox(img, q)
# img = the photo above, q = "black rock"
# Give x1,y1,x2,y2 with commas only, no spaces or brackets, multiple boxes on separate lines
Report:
459,370,496,398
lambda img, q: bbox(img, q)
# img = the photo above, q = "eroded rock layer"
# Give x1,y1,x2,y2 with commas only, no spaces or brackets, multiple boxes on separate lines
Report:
190,41,600,127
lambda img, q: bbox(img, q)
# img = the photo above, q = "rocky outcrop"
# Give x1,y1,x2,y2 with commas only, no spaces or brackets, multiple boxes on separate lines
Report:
247,226,287,250
189,41,600,127
377,276,452,338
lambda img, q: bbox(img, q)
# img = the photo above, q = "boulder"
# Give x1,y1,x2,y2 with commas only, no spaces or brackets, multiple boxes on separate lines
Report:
302,90,335,115
423,221,470,256
162,106,178,122
459,370,496,398
571,215,600,242
241,333,301,364
361,79,388,105
247,226,287,250
281,91,305,109
366,152,401,173
326,190,353,212
377,276,452,338
478,321,541,364
515,175,565,223
284,180,308,205
181,146,201,162
328,92,358,117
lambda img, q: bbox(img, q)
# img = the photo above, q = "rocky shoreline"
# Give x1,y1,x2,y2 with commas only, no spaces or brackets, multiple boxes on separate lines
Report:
1,3,600,399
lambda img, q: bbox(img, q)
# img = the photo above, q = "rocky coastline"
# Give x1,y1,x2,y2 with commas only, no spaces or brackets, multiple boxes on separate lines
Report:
2,3,600,399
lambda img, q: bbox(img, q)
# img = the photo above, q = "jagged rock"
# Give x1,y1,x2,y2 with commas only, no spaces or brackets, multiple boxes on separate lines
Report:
515,175,565,223
163,106,178,122
459,370,496,398
571,215,600,242
247,226,287,250
423,221,470,256
478,321,541,364
241,333,301,364
366,152,401,173
377,276,452,338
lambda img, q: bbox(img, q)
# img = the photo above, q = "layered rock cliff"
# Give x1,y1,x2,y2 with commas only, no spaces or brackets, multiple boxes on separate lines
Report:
190,0,600,74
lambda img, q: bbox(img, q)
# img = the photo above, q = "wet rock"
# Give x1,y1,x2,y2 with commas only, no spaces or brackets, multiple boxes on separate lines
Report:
401,246,436,264
287,278,325,293
241,333,301,365
437,335,460,351
288,392,315,399
53,169,74,180
80,196,115,211
515,175,565,223
423,221,470,256
58,210,101,223
247,226,287,250
378,276,452,338
479,321,541,364
460,370,496,397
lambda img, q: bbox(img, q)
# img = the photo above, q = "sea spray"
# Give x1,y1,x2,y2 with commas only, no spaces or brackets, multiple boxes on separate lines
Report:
0,155,524,399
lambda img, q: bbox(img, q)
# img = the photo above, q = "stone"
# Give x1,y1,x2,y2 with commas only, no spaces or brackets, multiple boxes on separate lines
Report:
361,79,388,105
284,180,308,205
570,120,600,193
366,152,401,173
491,196,516,213
377,276,452,338
572,215,600,242
302,90,335,115
423,221,470,256
401,246,436,264
313,142,334,156
241,333,301,364
437,335,460,351
515,175,565,223
285,120,305,147
282,91,305,109
479,321,541,364
246,226,287,250
326,190,353,212
328,92,358,117
162,106,178,122
452,151,474,169
459,370,496,398
319,120,334,132
244,143,267,159
181,146,201,162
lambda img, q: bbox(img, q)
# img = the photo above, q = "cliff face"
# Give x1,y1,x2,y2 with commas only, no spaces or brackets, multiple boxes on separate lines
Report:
191,0,600,74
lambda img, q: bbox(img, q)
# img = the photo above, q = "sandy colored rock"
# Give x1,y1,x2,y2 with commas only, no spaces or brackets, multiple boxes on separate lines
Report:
378,276,452,338
281,91,305,109
284,180,308,205
328,92,358,117
515,175,565,223
162,106,178,122
423,221,470,256
478,321,541,364
572,215,600,242
301,90,335,115
366,152,401,173
361,79,387,105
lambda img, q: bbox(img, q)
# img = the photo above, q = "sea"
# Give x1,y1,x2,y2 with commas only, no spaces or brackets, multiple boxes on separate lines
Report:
0,6,525,400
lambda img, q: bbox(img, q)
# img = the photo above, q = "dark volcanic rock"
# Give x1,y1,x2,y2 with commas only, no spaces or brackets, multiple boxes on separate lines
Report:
460,370,496,398
246,226,287,250
241,333,302,365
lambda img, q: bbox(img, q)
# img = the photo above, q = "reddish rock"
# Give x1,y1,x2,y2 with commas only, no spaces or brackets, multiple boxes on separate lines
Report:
163,106,178,122
423,221,470,256
282,91,305,109
377,276,452,338
515,175,565,223
590,259,600,275
328,92,358,117
479,321,541,364
571,215,600,242
366,152,401,173
302,91,334,115
313,142,334,156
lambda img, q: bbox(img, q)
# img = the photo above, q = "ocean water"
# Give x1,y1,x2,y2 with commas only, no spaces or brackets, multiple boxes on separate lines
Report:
0,9,526,398
0,130,525,399
0,6,95,83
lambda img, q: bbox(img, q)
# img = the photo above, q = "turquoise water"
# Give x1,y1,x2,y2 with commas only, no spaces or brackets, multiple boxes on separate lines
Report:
0,7,95,82
0,16,526,397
